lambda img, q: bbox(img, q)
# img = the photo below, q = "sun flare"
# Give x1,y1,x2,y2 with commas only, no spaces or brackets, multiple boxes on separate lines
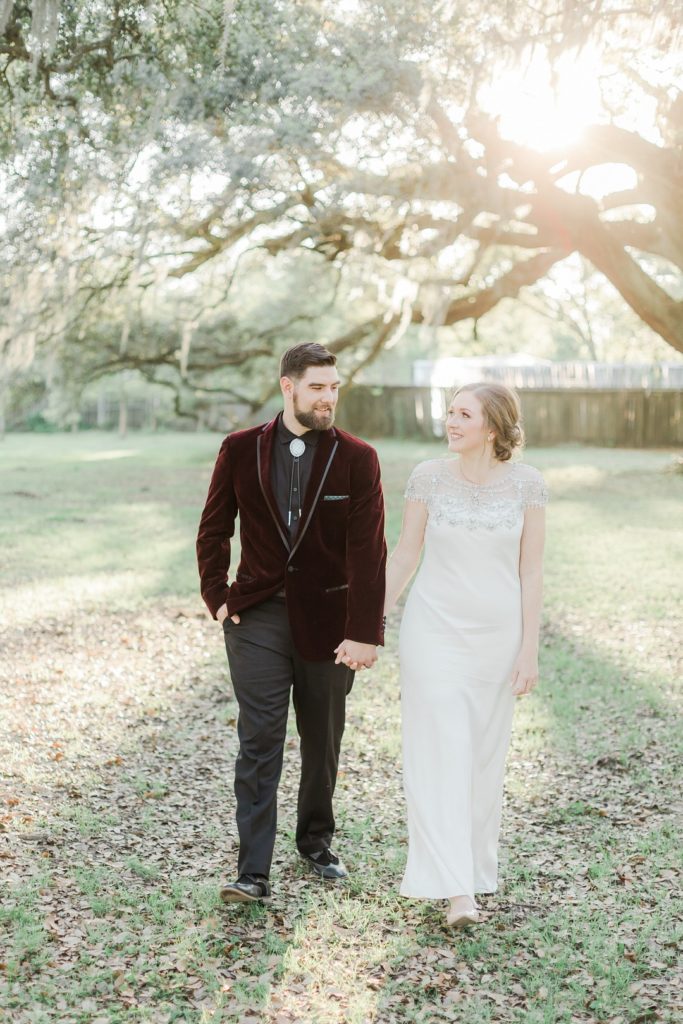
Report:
479,44,605,151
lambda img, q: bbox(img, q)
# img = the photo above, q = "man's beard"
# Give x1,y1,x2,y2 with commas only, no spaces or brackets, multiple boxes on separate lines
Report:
293,395,335,431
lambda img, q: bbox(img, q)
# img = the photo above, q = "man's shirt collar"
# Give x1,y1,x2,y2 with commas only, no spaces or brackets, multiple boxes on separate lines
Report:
277,416,320,447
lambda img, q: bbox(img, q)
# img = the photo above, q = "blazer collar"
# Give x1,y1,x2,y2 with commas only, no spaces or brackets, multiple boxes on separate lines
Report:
256,413,339,561
257,415,289,552
288,424,338,561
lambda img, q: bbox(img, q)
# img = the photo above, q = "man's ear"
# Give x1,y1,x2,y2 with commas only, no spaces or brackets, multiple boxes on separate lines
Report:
280,375,294,398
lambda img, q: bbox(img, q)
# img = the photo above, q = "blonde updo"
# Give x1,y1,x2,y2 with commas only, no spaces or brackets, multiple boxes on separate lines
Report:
452,381,525,462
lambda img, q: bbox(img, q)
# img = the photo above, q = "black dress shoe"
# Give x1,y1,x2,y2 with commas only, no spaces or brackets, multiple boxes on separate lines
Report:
301,848,348,880
219,874,271,903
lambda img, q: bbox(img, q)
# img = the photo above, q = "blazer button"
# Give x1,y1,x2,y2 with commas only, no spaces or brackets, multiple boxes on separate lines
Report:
287,565,296,573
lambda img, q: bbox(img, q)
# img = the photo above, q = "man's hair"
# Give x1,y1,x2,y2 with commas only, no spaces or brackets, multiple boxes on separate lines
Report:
280,343,336,381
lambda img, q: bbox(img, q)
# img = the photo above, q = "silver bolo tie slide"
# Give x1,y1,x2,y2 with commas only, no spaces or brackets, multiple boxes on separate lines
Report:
288,438,306,525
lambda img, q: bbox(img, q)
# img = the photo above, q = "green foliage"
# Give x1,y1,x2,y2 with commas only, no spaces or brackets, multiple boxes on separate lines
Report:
2,1,682,424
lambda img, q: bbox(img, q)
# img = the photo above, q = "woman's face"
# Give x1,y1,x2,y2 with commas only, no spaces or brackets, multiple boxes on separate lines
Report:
445,391,490,454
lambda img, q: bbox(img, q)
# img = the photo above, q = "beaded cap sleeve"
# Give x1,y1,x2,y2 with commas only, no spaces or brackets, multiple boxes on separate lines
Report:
521,468,549,509
404,459,548,531
404,461,439,504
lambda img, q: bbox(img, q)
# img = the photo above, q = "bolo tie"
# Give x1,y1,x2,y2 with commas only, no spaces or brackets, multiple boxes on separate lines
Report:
288,437,306,526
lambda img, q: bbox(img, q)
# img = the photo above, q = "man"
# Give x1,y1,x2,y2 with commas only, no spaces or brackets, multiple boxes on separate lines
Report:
196,342,386,903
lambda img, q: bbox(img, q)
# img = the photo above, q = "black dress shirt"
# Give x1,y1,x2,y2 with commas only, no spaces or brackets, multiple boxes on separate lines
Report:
271,416,321,540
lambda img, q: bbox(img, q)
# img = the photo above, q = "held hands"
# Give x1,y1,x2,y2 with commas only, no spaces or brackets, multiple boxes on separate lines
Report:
216,604,240,625
216,603,375,669
510,647,539,696
334,640,378,672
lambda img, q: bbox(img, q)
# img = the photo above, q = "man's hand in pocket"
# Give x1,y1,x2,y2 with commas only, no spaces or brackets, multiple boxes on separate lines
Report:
217,604,241,625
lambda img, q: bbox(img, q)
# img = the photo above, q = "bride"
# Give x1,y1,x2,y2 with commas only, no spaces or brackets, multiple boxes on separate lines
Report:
384,382,548,927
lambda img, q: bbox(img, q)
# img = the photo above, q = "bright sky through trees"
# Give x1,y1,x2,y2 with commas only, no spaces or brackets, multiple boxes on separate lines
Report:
479,40,678,201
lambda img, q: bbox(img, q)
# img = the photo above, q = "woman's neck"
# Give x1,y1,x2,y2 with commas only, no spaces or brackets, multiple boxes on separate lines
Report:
456,451,504,485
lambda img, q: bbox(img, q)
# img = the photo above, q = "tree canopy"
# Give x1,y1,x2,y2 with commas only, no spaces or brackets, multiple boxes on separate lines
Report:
1,1,682,421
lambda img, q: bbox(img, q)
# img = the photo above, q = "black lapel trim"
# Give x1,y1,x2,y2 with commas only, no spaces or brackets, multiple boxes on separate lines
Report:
288,439,339,562
257,433,290,552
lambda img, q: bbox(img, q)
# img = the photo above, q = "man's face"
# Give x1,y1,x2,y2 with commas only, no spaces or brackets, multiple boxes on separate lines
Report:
285,365,340,431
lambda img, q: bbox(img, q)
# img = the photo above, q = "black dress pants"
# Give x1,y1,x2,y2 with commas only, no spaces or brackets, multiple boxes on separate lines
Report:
223,596,354,877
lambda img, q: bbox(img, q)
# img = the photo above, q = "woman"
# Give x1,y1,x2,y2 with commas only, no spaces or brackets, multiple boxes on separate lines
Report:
384,382,548,927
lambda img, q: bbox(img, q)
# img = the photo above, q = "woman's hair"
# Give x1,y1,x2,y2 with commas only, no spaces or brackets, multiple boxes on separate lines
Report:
280,342,336,380
452,381,525,462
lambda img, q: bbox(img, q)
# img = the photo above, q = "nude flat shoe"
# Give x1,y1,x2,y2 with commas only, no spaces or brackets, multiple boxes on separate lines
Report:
446,897,480,928
446,907,480,928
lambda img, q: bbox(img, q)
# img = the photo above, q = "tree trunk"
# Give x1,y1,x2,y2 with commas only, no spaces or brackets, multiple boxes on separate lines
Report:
97,391,107,428
118,395,128,437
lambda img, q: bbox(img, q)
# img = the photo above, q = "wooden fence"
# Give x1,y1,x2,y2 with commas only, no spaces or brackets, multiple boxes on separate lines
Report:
411,360,683,390
335,387,683,447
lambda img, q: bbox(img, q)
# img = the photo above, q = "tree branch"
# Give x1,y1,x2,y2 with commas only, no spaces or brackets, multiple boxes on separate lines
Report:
541,186,683,353
435,250,568,326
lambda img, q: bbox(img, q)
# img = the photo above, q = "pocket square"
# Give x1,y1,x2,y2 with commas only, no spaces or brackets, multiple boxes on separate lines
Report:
323,494,349,501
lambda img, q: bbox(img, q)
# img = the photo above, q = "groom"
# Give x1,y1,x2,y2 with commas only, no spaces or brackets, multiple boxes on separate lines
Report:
196,342,386,902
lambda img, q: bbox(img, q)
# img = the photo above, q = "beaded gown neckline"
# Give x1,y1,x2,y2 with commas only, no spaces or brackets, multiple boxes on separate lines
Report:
445,461,515,490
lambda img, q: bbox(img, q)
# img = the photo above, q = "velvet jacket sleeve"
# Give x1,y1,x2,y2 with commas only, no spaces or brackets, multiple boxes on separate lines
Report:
196,437,238,618
344,445,387,645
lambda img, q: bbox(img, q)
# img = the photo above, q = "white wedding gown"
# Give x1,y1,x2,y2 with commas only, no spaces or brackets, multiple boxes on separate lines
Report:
399,458,548,899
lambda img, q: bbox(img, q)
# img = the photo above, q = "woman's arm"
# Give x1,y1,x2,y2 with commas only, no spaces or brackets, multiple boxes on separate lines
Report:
384,500,428,616
511,506,546,695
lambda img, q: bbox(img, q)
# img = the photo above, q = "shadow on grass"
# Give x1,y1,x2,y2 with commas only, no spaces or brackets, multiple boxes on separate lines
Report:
0,432,220,603
2,435,681,1021
3,605,681,1023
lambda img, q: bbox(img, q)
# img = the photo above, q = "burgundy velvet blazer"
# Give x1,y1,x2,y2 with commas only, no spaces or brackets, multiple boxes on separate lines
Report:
196,414,387,662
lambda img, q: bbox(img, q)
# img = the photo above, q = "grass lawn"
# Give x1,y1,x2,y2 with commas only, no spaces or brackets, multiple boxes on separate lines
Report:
1,432,681,1024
